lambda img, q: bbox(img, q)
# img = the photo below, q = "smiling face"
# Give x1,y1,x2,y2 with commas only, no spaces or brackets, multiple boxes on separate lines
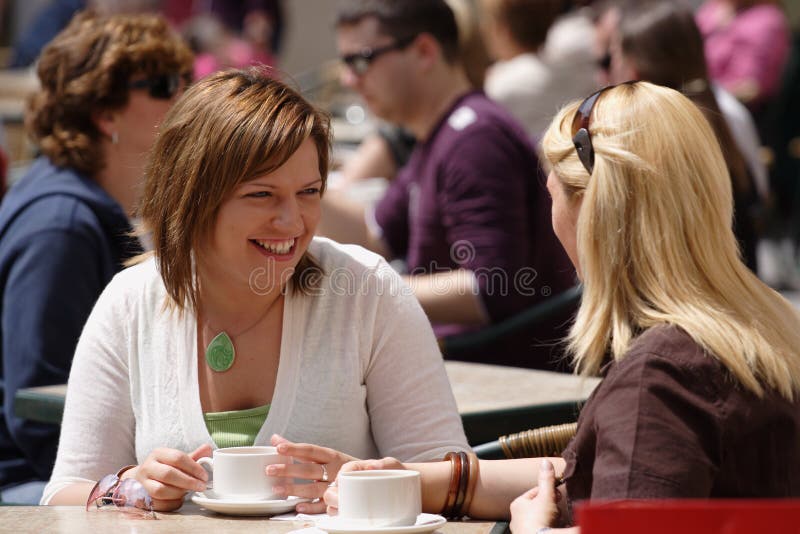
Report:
197,138,323,295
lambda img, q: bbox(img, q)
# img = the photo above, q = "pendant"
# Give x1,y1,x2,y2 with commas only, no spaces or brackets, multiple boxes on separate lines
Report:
206,332,235,372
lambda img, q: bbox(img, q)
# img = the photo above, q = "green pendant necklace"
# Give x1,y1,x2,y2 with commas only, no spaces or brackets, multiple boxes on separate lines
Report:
202,294,284,373
205,332,236,372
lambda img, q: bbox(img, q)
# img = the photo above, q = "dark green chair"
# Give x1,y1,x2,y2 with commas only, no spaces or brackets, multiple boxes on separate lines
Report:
439,285,582,357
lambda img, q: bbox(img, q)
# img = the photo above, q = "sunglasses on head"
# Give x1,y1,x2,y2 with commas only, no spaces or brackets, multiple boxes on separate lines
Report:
128,72,191,100
340,35,417,76
571,81,637,175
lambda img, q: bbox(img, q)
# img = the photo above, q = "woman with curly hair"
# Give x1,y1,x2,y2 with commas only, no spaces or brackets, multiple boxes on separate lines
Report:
0,11,192,503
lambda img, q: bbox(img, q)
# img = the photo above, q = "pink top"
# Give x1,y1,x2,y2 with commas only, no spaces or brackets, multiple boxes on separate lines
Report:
696,1,790,106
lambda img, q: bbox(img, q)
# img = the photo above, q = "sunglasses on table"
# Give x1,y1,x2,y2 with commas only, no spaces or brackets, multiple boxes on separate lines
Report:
571,81,637,175
86,473,156,519
128,72,192,100
340,35,417,76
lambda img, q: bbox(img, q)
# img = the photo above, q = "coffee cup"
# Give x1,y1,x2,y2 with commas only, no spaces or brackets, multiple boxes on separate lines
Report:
337,470,421,527
197,446,288,500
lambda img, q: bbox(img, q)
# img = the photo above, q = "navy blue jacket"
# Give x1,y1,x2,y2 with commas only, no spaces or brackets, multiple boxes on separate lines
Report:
0,157,141,487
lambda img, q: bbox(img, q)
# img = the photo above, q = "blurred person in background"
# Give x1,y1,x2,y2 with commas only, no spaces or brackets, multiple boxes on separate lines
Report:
606,0,763,273
0,11,192,504
337,0,490,188
481,0,597,139
323,0,575,370
164,0,284,79
7,0,161,68
696,0,790,113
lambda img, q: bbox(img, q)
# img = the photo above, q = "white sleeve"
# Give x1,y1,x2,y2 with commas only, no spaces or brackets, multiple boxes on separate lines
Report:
41,280,137,504
363,265,470,462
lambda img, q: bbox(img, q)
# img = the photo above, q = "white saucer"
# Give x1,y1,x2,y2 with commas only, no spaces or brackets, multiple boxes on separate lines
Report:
191,491,310,516
316,513,447,533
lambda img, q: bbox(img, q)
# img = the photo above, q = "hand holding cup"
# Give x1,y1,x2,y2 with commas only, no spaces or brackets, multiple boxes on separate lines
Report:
266,434,359,513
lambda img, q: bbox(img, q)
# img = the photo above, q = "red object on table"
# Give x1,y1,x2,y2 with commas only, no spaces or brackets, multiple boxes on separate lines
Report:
576,499,800,534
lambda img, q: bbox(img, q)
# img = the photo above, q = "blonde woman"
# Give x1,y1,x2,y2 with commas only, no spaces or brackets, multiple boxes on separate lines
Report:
322,82,800,532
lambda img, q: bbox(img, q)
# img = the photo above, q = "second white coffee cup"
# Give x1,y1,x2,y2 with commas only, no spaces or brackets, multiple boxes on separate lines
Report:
338,470,421,527
197,446,288,500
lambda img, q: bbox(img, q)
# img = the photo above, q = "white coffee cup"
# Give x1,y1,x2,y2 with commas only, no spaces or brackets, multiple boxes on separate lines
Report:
197,446,288,500
337,470,421,527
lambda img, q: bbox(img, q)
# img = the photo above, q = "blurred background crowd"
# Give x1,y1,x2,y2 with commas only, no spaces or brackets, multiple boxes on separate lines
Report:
1,0,799,286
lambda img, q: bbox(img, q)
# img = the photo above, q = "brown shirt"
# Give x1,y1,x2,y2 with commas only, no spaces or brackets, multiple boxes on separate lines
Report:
562,325,800,501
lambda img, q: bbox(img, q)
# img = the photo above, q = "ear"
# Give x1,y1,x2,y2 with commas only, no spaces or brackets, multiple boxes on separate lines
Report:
92,109,118,138
412,33,443,71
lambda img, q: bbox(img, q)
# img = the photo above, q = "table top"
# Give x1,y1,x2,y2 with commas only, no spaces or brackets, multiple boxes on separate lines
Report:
444,361,599,415
0,505,505,533
16,362,598,420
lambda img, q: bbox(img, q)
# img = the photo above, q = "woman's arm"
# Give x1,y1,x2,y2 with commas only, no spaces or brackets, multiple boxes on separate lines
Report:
326,456,567,519
363,265,471,461
46,482,96,505
42,282,138,505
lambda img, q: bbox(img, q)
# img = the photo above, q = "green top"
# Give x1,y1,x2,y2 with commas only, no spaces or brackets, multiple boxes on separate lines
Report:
203,404,270,448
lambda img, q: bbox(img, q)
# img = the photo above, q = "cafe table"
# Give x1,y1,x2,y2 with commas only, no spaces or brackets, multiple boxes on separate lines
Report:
15,361,600,444
0,503,508,533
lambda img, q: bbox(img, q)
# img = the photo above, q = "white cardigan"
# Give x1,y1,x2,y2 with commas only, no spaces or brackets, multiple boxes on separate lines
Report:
42,238,468,503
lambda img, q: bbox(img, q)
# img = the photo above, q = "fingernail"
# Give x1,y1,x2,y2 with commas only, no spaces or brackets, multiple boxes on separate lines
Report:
296,504,307,512
541,459,554,472
267,466,278,475
195,482,206,491
272,485,285,494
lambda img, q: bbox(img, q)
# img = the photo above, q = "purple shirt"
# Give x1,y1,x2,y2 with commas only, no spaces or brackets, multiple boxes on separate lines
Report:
374,92,575,369
696,1,790,107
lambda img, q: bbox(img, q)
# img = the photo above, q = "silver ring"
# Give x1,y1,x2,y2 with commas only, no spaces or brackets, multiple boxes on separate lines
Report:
320,463,329,482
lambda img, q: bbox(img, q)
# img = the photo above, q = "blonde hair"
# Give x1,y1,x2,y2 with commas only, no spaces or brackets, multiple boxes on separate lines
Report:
541,81,800,400
137,67,331,312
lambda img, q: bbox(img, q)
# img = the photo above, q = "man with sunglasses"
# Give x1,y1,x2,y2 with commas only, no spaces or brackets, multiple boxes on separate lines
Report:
322,0,574,369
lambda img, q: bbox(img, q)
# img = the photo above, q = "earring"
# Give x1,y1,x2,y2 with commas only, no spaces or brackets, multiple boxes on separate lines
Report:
111,132,119,145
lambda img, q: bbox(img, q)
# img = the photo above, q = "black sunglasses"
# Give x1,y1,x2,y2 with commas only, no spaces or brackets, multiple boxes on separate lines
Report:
571,81,637,175
340,35,417,76
128,72,191,100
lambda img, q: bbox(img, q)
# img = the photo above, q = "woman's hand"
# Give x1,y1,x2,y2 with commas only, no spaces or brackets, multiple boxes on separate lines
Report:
267,434,359,513
509,459,562,534
127,444,212,512
323,457,405,516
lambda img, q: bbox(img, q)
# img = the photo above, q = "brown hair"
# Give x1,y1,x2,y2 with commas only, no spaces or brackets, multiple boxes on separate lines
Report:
26,11,193,177
137,67,331,311
337,0,461,63
617,0,751,198
484,0,563,51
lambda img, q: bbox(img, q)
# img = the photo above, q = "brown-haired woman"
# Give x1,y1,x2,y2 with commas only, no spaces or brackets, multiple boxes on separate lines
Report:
42,67,468,511
0,11,192,504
